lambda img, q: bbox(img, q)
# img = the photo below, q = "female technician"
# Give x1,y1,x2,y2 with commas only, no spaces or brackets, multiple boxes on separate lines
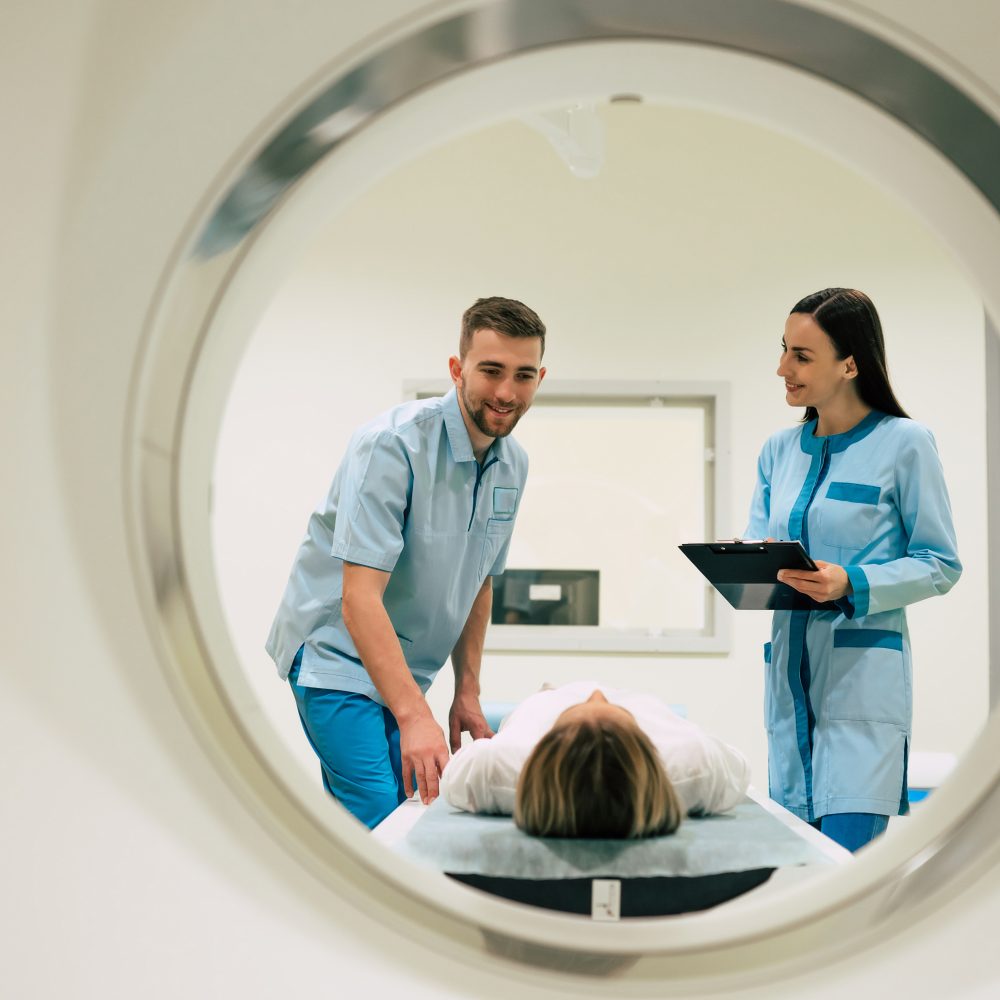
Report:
746,288,961,852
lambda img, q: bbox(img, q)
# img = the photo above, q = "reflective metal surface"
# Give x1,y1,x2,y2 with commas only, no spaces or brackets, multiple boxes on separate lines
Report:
198,0,1000,257
128,0,1000,982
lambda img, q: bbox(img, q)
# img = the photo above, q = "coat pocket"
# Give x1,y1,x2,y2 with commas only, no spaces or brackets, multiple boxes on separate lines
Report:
826,629,908,725
814,481,881,551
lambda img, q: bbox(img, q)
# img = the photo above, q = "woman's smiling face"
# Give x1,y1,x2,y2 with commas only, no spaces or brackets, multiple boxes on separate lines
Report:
777,312,858,412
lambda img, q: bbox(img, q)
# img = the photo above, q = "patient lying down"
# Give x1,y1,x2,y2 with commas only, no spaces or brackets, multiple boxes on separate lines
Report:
439,681,751,839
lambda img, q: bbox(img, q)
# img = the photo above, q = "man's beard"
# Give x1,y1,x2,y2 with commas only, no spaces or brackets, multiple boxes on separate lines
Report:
462,385,525,439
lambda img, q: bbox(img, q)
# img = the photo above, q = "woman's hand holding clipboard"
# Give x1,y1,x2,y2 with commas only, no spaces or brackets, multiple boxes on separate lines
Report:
679,539,843,610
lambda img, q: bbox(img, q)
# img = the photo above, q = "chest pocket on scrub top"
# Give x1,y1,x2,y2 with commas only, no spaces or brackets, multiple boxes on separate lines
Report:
815,481,881,551
479,486,517,577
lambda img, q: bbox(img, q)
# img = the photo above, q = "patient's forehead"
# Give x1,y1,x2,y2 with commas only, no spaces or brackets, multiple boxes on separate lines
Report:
555,699,636,727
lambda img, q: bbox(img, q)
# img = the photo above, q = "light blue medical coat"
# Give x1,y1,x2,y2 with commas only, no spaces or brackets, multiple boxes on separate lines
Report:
266,389,527,704
746,411,961,821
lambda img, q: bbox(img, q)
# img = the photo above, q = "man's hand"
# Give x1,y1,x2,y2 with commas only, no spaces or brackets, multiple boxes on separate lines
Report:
778,560,851,602
448,693,495,753
399,712,450,805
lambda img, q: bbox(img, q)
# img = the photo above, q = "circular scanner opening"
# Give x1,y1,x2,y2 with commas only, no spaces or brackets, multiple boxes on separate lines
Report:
129,5,1000,987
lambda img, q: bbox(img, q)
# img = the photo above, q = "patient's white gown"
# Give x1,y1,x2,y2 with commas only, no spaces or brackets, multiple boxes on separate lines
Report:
440,681,751,817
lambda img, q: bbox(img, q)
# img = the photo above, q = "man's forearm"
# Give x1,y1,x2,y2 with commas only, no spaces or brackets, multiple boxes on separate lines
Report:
341,565,447,803
446,578,495,751
451,578,492,694
343,590,430,724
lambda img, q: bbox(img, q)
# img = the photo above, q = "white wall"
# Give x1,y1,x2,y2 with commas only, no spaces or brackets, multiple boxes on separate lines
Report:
213,102,987,798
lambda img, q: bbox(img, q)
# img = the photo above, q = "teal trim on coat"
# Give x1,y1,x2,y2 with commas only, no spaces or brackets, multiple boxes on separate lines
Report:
786,611,815,821
834,629,903,651
843,565,870,618
827,481,881,505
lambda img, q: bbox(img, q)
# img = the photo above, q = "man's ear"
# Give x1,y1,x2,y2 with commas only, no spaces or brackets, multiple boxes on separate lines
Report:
448,355,463,384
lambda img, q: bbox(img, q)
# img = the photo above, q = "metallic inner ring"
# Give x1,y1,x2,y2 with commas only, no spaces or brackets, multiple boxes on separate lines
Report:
132,0,1000,976
197,0,1000,257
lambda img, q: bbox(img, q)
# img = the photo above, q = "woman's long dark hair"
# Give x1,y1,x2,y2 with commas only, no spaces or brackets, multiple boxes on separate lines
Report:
790,288,909,423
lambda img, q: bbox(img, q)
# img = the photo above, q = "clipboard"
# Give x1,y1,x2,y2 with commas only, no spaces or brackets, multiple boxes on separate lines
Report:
679,540,834,611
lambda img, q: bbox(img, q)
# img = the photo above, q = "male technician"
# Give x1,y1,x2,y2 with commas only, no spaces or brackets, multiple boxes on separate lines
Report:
266,297,547,828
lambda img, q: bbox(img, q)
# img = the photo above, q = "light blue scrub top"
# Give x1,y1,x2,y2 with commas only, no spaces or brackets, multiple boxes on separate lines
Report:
746,411,961,821
266,389,527,704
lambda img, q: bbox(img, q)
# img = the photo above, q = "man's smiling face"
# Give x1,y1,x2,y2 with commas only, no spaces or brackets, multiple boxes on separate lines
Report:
449,327,546,448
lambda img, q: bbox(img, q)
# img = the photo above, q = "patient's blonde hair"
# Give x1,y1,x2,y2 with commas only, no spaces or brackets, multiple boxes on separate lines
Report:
513,717,682,839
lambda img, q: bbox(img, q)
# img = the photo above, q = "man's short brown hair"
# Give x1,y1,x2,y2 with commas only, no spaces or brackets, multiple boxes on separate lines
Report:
460,297,546,359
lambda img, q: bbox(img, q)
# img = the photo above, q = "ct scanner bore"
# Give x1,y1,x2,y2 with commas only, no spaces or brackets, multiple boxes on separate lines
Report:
125,0,1000,986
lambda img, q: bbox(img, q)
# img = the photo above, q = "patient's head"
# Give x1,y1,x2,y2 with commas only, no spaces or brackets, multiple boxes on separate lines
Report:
514,690,682,839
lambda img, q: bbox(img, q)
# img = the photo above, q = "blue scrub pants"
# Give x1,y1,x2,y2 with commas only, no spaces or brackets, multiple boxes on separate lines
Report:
811,812,889,853
288,648,407,829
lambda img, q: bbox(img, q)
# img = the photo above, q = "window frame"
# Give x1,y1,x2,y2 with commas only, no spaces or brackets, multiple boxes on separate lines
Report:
404,379,732,654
